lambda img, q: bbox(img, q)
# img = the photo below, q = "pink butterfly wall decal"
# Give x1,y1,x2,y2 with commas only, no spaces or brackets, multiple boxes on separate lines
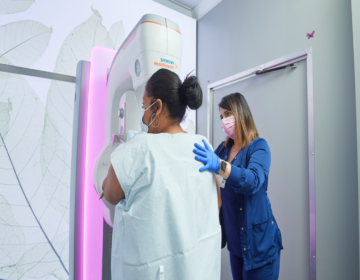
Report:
307,30,315,39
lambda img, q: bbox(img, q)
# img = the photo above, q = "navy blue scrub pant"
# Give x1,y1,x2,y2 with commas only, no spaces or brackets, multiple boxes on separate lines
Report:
229,251,281,280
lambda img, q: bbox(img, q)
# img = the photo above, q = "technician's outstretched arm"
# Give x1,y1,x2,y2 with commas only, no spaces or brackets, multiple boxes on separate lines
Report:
194,139,271,195
102,164,125,205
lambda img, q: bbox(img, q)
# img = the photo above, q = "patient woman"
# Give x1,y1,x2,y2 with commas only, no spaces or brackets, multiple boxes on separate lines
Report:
102,69,221,280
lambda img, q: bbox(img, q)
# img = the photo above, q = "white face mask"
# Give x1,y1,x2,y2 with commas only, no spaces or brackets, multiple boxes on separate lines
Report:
140,101,157,133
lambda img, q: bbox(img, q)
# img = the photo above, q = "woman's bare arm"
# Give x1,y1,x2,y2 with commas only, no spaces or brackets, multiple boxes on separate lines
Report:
102,164,125,205
215,174,222,213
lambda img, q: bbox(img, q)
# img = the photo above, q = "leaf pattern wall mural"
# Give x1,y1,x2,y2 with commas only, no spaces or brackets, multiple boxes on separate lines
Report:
41,9,125,237
0,1,196,274
0,1,198,277
0,20,52,67
1,4,125,279
0,195,26,278
0,55,68,279
0,0,34,15
109,21,126,50
0,98,12,139
44,7,123,158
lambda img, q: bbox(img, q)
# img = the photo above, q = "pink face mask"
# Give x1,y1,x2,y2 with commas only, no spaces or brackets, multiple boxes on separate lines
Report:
222,115,236,139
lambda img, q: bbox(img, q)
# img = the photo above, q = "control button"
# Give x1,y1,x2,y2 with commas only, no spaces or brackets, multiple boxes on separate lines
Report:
243,248,246,251
135,59,141,77
118,108,124,119
240,208,242,211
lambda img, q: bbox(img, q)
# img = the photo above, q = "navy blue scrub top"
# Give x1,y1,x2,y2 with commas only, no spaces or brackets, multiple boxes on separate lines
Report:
215,138,283,270
217,145,245,257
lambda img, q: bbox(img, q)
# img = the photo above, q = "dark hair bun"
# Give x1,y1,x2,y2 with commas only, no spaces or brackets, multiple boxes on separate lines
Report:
146,68,203,123
181,73,203,110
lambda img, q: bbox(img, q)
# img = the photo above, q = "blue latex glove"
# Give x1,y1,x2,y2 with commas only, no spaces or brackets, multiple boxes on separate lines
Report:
193,139,220,173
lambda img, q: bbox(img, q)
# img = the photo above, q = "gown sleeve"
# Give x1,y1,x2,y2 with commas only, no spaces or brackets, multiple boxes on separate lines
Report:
110,134,152,205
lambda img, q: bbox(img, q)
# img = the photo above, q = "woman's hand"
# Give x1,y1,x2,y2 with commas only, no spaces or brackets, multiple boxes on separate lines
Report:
193,139,220,173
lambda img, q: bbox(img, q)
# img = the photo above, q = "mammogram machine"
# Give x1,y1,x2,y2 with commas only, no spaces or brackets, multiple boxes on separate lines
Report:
69,14,182,280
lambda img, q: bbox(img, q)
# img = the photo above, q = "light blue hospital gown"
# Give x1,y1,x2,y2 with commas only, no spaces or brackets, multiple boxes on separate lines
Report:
110,132,221,280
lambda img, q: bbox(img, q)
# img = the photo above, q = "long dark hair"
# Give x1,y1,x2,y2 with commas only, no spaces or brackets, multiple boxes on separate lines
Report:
145,69,202,123
219,92,259,148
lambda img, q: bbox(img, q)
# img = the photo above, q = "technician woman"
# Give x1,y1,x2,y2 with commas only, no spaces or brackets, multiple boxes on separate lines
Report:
101,69,221,280
194,93,283,280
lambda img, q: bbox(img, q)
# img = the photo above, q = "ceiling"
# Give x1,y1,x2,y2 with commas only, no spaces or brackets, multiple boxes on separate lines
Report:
169,0,203,10
153,0,222,20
